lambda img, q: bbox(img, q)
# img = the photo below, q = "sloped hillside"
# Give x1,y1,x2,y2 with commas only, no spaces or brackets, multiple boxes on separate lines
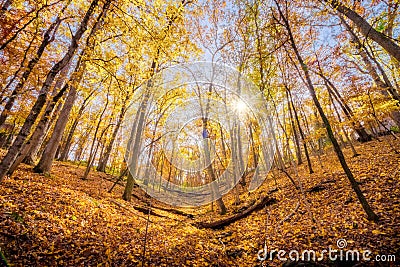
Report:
1,137,399,266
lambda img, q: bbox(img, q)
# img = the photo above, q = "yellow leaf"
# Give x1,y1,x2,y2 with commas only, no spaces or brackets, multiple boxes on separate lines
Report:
372,230,385,235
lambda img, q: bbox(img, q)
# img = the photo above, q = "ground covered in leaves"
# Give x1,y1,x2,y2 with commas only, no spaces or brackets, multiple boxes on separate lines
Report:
1,136,399,266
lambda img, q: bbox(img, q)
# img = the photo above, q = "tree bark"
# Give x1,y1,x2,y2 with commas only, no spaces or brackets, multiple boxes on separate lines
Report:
327,80,360,157
286,90,302,165
0,25,37,107
316,72,372,142
340,16,400,127
34,0,112,175
74,125,93,162
122,0,195,201
385,0,398,38
59,0,112,162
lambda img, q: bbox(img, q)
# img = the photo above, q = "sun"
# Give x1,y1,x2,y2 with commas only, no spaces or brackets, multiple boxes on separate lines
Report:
234,99,248,114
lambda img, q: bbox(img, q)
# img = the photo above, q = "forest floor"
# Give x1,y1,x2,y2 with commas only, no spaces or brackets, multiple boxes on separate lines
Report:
0,136,399,267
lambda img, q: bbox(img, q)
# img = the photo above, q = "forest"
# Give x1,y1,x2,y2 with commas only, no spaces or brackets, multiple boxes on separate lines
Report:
0,0,399,266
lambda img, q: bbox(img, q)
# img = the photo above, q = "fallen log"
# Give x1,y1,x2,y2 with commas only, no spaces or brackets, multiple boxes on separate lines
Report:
128,192,195,218
109,179,195,218
195,196,277,229
153,206,195,219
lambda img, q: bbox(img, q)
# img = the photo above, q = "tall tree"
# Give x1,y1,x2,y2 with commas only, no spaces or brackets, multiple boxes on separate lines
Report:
275,0,378,221
97,89,132,172
122,0,193,201
0,0,101,182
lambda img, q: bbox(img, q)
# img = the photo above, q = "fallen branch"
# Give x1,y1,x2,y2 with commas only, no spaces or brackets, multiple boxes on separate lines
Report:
268,187,279,194
132,205,165,218
307,179,336,193
109,199,162,219
307,185,326,193
279,201,300,224
195,196,277,229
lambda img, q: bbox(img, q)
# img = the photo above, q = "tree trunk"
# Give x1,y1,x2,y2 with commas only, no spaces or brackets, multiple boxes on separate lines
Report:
58,0,112,161
34,85,77,173
0,26,36,107
81,89,110,180
385,0,398,38
286,88,302,165
22,63,72,165
316,72,372,142
122,1,190,199
58,89,96,161
74,125,93,162
287,87,314,174
123,89,150,201
0,0,12,15
22,96,62,165
196,195,276,229
8,84,68,175
97,95,128,172
328,84,360,157
202,123,227,215
276,0,378,221
324,0,400,62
